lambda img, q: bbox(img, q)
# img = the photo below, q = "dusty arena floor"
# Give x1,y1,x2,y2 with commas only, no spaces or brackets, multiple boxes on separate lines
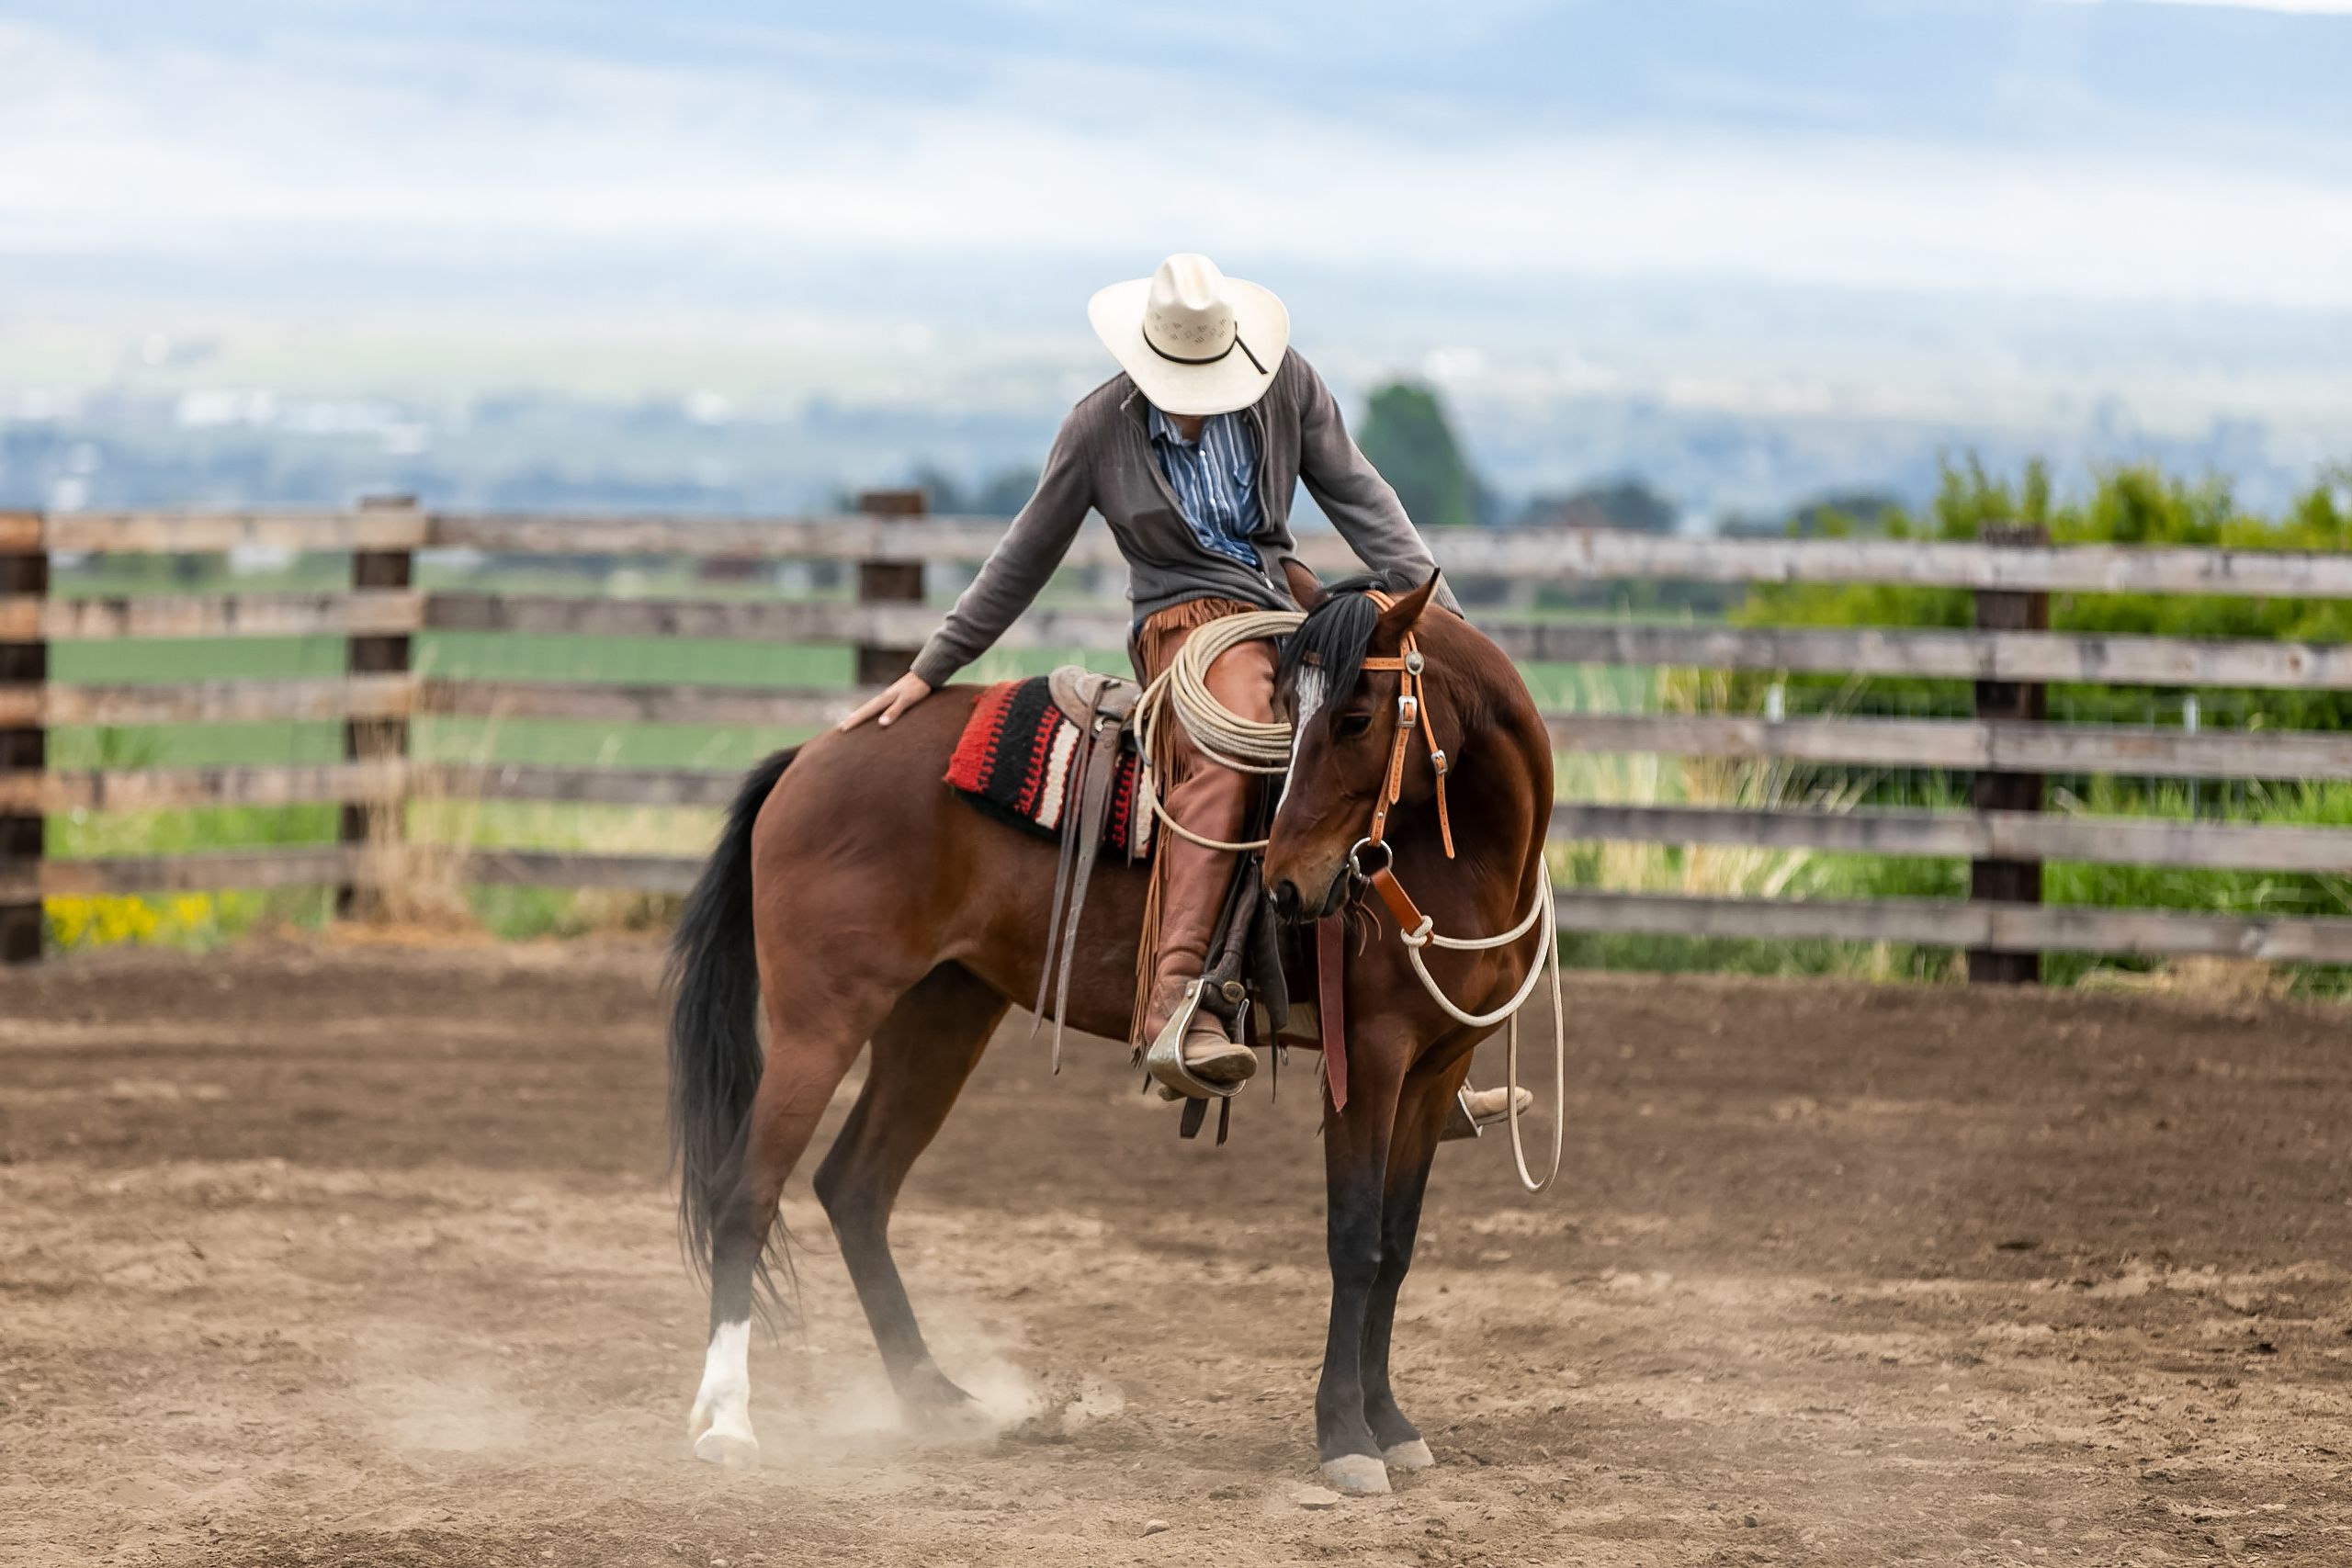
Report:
6,942,2352,1566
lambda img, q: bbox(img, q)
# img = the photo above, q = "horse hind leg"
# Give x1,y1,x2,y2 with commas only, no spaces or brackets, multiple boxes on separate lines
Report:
689,953,914,1468
812,962,1007,1427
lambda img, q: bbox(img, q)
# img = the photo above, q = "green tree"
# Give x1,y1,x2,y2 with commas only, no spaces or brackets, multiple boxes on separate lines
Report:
1356,382,1484,528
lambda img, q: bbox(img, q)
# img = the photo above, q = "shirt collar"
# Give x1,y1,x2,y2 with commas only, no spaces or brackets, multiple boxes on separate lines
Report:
1147,403,1202,447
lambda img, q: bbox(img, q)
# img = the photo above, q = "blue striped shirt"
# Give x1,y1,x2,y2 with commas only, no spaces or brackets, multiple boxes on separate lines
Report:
1147,403,1264,570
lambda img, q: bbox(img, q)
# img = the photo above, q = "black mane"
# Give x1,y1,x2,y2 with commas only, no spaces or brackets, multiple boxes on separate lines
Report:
1276,573,1385,713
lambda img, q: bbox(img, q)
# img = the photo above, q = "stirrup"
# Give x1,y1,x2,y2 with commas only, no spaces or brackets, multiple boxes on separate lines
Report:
1144,979,1244,1101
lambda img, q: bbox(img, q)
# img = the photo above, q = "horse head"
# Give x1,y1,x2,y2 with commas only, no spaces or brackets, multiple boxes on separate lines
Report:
1264,561,1457,923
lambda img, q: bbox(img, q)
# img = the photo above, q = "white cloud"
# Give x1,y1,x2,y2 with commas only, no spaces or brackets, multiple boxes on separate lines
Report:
2,15,2348,319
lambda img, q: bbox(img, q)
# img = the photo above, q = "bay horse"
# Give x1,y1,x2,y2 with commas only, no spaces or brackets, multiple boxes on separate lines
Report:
668,562,1555,1495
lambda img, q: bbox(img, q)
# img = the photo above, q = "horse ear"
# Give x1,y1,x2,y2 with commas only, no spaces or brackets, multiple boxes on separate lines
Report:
1280,557,1326,611
1374,569,1442,644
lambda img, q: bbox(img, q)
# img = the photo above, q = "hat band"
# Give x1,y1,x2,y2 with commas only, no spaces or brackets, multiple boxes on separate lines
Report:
1146,328,1270,377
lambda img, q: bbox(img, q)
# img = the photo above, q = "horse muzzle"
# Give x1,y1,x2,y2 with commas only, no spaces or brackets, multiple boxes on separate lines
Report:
1269,861,1353,926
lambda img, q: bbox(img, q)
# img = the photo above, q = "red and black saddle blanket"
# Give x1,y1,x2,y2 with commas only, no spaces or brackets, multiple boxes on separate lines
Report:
944,677,1153,858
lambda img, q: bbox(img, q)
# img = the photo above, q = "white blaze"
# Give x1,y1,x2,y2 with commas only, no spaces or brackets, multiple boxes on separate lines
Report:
1275,667,1326,816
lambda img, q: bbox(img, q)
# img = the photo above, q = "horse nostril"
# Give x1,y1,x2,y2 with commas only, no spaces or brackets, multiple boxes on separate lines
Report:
1272,879,1301,920
1317,871,1350,920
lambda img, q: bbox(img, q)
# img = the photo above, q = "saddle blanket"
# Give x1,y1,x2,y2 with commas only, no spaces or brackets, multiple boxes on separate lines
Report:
944,677,1153,858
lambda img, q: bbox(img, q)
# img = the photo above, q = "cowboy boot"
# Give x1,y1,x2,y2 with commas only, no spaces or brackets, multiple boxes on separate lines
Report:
1141,767,1259,1090
1139,635,1278,1090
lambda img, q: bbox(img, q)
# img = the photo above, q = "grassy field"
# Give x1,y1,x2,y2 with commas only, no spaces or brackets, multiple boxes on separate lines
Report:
29,554,2352,992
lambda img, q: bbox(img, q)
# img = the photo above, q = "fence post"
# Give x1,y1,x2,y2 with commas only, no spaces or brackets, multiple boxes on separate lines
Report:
0,510,46,964
854,489,927,687
337,494,419,918
1967,522,2050,984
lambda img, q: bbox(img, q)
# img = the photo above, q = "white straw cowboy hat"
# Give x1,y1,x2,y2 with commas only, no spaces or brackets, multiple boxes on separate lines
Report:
1088,254,1290,417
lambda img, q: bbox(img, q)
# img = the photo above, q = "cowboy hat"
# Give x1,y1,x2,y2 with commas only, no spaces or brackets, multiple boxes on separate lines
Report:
1088,254,1290,418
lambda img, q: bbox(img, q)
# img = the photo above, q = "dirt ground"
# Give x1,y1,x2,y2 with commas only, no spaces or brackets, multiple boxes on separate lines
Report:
6,943,2352,1566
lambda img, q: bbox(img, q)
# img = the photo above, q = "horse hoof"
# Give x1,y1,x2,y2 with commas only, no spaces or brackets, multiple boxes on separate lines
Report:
1320,1454,1391,1495
1383,1438,1436,1472
900,1359,979,1426
693,1428,761,1471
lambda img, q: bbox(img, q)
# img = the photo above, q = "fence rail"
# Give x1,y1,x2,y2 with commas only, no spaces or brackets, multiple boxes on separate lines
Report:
8,500,2352,977
32,507,2352,598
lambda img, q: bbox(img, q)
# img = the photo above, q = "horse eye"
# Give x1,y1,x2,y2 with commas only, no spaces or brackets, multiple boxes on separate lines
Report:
1334,713,1374,739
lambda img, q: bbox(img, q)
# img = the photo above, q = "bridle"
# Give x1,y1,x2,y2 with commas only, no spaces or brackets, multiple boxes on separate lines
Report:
1321,592,1565,1192
1342,591,1454,941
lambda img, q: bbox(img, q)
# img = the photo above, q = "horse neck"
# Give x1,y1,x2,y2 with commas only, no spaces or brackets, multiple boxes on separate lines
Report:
1405,618,1553,923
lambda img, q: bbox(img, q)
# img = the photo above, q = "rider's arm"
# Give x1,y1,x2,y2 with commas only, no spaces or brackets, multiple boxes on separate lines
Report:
907,412,1096,690
1292,355,1464,615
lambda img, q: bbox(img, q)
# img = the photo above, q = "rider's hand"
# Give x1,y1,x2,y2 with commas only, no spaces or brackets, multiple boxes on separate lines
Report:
839,671,933,731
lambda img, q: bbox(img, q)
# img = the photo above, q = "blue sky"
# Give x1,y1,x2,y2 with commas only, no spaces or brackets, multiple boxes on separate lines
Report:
2,0,2348,441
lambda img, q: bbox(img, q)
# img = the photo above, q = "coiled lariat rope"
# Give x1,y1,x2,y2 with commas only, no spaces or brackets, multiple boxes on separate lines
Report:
1132,609,1305,852
1132,609,1566,1192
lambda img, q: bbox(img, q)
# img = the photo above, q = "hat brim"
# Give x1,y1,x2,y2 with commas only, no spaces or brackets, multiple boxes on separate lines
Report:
1087,276,1291,417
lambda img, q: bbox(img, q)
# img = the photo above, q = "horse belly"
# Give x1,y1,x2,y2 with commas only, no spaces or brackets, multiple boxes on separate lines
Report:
760,698,1155,1046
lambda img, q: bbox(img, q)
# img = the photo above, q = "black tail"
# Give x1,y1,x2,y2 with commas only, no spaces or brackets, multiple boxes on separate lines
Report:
667,747,795,1297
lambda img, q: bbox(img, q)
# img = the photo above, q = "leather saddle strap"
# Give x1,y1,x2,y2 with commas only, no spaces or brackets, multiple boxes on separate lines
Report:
1046,717,1123,1074
1030,720,1095,1060
1317,911,1348,1113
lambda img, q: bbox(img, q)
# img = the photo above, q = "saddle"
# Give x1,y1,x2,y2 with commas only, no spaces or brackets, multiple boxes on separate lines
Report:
944,668,1287,1093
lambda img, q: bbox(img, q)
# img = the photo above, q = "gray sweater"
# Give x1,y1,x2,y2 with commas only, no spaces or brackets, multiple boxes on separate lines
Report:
910,351,1457,688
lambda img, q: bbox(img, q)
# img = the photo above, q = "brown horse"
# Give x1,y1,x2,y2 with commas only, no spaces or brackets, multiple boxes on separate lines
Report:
668,562,1555,1495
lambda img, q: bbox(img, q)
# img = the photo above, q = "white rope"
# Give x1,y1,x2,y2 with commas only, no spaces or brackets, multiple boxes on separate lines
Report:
1132,609,1303,852
1397,864,1555,1025
1401,863,1566,1193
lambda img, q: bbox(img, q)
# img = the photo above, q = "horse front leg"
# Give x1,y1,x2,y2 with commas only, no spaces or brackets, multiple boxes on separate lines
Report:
1314,1032,1407,1495
1360,1055,1470,1472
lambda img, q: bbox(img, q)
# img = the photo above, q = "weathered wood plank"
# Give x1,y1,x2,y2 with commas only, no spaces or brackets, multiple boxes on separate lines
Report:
422,592,1128,649
423,679,856,728
416,763,739,809
1550,802,2352,873
20,674,417,726
22,591,424,640
45,510,428,555
427,513,1152,570
27,846,364,898
1464,531,2352,600
458,850,702,895
1546,712,2352,782
0,523,45,963
0,759,410,814
1494,622,2352,691
1552,889,2352,963
424,515,2352,599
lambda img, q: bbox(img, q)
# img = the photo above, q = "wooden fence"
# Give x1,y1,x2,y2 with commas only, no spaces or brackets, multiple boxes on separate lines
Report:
10,497,2352,976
